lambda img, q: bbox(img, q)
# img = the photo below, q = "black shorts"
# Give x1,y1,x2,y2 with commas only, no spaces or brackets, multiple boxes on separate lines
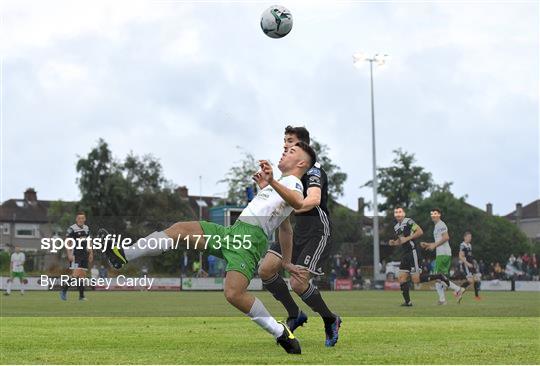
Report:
268,233,331,276
399,250,421,274
460,262,477,276
70,258,88,270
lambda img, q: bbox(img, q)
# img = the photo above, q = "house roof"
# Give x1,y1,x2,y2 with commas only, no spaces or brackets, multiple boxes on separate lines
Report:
505,199,540,220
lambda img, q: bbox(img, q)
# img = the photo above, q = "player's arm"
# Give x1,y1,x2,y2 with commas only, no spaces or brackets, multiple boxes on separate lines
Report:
259,160,304,210
252,170,269,189
65,228,74,262
295,187,321,213
393,222,423,246
459,248,473,267
433,231,449,247
295,166,322,213
278,217,309,281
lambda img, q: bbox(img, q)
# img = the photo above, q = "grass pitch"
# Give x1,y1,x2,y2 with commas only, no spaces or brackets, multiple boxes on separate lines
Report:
1,290,539,364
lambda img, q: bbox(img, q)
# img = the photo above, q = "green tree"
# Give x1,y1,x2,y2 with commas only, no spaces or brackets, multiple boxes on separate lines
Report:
365,149,434,213
311,139,347,203
75,139,194,273
219,148,257,206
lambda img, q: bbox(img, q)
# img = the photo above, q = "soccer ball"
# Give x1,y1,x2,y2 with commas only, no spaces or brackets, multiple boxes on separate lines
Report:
260,5,293,39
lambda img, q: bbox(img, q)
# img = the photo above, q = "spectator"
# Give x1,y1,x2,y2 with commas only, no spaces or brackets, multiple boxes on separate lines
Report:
98,265,108,279
91,265,99,280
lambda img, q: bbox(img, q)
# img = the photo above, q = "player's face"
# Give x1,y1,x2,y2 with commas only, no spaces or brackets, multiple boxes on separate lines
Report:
278,146,305,172
283,133,300,152
394,208,405,221
76,214,86,226
464,233,472,243
430,211,441,222
15,246,20,253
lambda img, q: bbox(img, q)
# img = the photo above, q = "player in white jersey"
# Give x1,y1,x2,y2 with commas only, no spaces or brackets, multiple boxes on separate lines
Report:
101,142,316,354
4,246,27,295
421,208,465,304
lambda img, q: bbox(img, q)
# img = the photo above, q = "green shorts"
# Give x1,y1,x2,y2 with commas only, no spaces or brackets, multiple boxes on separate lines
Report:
434,255,451,275
199,220,268,281
11,271,25,279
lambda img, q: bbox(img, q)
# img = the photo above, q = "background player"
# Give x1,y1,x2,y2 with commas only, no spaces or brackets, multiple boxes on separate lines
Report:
4,246,26,296
61,212,93,301
255,125,340,348
102,143,317,354
459,231,482,301
421,208,464,304
389,207,424,306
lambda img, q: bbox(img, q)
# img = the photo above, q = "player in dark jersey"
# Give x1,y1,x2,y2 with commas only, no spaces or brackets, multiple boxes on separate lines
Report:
390,206,453,306
255,126,341,347
60,212,93,301
459,231,482,301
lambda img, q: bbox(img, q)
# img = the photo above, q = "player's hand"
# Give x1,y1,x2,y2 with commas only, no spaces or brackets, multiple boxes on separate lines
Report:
283,262,309,282
420,242,428,249
467,262,474,268
258,160,274,183
252,171,269,189
426,243,436,251
388,239,396,246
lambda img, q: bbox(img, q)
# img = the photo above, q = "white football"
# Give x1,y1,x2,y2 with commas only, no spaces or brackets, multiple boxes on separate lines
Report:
260,5,293,39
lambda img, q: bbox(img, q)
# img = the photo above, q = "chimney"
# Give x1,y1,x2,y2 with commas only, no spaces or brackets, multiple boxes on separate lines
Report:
176,186,189,200
358,197,365,216
24,188,37,203
486,203,493,216
515,203,522,226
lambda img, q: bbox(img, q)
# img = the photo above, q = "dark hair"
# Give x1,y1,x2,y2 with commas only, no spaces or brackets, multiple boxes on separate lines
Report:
295,141,316,169
394,206,405,211
285,125,310,144
431,208,442,214
464,231,472,237
76,211,86,217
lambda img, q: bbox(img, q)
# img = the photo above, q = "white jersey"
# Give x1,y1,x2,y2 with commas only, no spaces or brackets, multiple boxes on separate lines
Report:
239,175,303,237
434,220,452,256
11,252,25,272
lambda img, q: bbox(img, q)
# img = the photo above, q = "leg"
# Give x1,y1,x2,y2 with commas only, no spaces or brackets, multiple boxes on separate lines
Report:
224,271,283,337
124,221,205,262
6,277,13,295
398,271,411,305
73,268,86,300
259,251,300,318
291,273,335,324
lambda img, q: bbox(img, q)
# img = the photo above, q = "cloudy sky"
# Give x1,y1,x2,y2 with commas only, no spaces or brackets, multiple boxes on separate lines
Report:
1,1,538,216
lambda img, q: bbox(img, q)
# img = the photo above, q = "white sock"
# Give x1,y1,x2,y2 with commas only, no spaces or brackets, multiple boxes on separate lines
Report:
247,298,284,339
20,280,25,294
6,280,12,294
435,281,446,302
448,280,461,292
125,231,174,261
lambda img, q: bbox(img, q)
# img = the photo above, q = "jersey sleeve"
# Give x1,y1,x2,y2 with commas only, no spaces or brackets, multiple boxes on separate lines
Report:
306,166,322,188
66,226,74,238
407,218,420,232
459,242,466,252
438,222,448,234
283,176,303,194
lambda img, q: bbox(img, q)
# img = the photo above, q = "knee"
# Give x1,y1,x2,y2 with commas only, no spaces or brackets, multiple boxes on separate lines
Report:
290,277,308,294
258,263,275,280
223,286,242,305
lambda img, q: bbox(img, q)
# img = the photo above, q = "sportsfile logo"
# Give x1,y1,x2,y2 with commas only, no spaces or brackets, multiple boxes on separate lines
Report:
40,234,254,252
41,234,133,253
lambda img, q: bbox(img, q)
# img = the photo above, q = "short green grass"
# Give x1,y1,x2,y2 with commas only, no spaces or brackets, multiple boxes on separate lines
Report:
1,291,539,364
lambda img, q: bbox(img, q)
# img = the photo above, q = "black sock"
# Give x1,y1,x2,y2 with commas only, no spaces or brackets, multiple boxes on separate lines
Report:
474,282,480,297
77,279,85,298
400,282,410,303
262,274,299,318
301,283,336,326
462,280,470,289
